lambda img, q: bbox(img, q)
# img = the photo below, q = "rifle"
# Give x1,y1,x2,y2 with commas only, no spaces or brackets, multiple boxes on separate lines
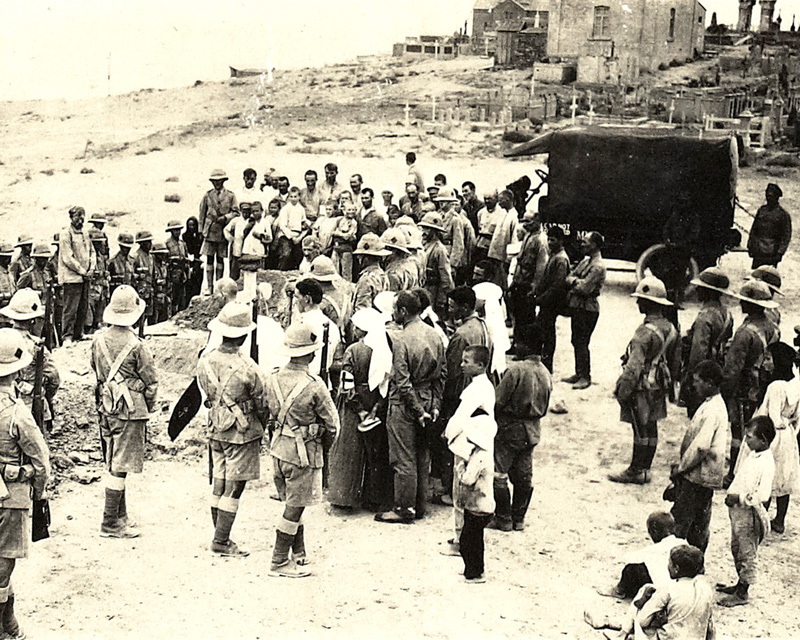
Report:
249,296,259,363
31,344,45,438
319,321,330,387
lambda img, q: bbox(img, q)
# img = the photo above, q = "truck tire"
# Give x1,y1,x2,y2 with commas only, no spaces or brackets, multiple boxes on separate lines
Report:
635,243,699,295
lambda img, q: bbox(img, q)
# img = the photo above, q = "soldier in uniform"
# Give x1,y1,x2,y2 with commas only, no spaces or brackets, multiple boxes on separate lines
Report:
150,241,170,324
198,169,239,295
132,231,155,326
721,280,780,487
197,302,267,558
680,268,733,417
85,229,111,335
308,256,351,336
352,234,390,313
165,220,190,314
266,321,339,577
0,290,60,436
419,212,454,320
88,212,107,234
611,277,679,485
109,233,135,292
0,327,50,640
0,245,16,315
381,228,417,292
8,236,32,287
91,286,158,538
375,290,446,524
16,243,52,298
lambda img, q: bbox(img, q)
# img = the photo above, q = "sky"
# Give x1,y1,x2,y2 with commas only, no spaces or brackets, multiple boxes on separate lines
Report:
2,0,799,102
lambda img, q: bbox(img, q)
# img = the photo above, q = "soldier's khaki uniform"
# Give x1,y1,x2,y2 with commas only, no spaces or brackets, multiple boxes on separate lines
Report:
152,257,169,324
8,256,31,289
352,264,389,312
86,250,110,332
0,265,15,313
721,314,778,481
92,325,159,475
109,251,134,290
267,363,338,507
0,379,50,637
385,257,419,292
423,239,454,319
132,251,155,324
16,265,50,298
16,331,60,432
166,236,189,314
198,344,267,483
615,314,678,475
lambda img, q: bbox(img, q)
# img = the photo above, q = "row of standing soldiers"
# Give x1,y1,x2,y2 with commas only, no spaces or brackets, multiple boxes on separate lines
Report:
0,217,195,339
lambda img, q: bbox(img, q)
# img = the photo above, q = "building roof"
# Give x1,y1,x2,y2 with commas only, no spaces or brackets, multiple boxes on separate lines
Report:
473,0,497,10
474,0,538,11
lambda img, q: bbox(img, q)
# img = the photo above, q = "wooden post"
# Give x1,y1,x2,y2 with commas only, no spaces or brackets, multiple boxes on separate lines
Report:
570,92,578,124
404,101,411,127
432,95,437,122
668,99,676,124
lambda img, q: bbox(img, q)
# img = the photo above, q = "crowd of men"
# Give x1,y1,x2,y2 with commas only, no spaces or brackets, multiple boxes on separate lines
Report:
0,153,795,635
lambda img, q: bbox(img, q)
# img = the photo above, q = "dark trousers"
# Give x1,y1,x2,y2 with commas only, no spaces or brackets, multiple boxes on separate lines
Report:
360,422,394,512
671,478,713,551
387,404,430,518
229,255,241,282
460,511,492,579
570,309,599,379
536,306,559,372
276,237,303,271
62,281,89,341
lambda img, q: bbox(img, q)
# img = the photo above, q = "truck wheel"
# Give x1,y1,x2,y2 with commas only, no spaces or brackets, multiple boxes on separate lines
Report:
635,244,699,296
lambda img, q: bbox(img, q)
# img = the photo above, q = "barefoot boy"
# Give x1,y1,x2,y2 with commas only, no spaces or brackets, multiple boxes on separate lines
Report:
444,345,496,583
717,415,776,607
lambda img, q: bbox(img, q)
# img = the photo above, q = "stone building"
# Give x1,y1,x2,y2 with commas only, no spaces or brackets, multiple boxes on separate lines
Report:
473,0,706,82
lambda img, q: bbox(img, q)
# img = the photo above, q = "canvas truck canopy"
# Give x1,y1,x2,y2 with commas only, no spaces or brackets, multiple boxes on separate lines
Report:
505,127,738,265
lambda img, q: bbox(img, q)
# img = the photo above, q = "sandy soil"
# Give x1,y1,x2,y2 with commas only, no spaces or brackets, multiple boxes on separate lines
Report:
0,56,798,639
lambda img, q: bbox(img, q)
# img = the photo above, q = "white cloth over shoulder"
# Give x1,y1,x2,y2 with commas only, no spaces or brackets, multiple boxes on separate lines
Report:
473,281,510,375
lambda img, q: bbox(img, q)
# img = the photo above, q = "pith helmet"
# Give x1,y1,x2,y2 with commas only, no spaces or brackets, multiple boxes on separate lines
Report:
0,244,14,257
0,328,33,377
117,233,135,248
14,234,33,248
380,228,410,254
631,276,673,306
280,320,321,357
31,243,52,258
136,230,153,243
734,280,778,309
89,212,107,224
353,233,391,257
0,289,45,321
418,212,446,233
209,169,228,181
690,267,730,296
309,256,338,282
165,220,183,232
151,241,168,254
750,266,782,296
208,301,256,338
103,285,146,326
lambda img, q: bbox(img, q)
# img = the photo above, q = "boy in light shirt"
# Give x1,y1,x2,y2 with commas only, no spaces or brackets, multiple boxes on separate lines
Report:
276,187,308,270
444,345,496,583
717,415,776,607
332,203,359,282
223,202,252,281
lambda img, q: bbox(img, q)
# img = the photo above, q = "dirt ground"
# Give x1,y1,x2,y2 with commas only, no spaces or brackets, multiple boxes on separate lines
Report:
1,56,799,639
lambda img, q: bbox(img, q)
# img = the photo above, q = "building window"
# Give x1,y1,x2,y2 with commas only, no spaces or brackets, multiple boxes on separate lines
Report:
424,45,436,53
538,11,549,29
593,6,610,38
407,45,422,53
669,8,676,39
505,10,512,18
